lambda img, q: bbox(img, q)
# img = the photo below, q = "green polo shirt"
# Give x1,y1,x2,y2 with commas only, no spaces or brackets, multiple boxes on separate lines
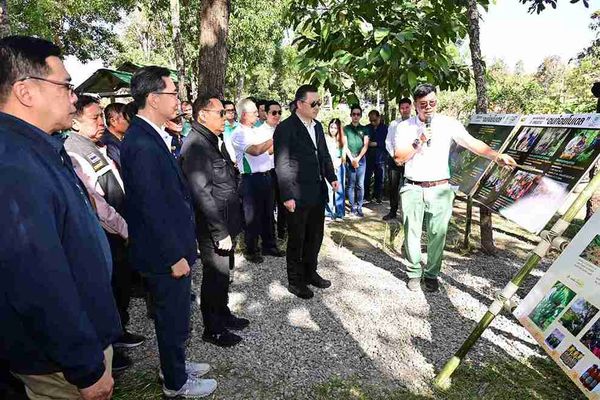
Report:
344,123,369,157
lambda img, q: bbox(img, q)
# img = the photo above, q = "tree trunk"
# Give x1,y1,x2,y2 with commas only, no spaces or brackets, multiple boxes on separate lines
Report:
197,0,230,99
466,0,496,254
1,0,10,38
170,0,187,100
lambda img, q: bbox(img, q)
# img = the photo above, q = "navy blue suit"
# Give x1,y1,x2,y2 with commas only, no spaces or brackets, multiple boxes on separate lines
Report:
120,116,197,391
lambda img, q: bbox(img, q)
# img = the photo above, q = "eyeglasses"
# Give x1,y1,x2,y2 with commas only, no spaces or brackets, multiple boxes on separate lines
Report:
153,90,179,97
15,76,76,93
202,109,227,118
270,110,282,116
351,113,362,117
418,100,437,108
300,99,322,108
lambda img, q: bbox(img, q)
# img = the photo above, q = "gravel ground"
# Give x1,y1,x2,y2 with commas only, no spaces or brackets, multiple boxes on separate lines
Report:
118,200,553,399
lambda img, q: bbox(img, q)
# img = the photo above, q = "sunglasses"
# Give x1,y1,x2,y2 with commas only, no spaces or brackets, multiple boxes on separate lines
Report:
202,108,227,118
418,100,437,108
15,76,76,93
270,110,282,116
300,99,322,108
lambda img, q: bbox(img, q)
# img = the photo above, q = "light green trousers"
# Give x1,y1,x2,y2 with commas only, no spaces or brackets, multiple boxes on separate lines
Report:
400,183,455,279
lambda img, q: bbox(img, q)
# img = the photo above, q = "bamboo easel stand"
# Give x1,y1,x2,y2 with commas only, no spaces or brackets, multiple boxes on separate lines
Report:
433,171,600,390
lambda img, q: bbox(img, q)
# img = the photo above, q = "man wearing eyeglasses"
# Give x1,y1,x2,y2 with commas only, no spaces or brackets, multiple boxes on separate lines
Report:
222,100,238,164
180,96,249,348
0,36,118,400
344,105,370,217
274,85,339,300
120,66,216,398
393,84,516,293
232,98,285,264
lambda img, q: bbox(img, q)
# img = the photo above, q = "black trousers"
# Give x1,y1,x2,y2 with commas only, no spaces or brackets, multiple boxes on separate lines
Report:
241,173,276,253
271,169,287,238
387,159,404,215
145,273,191,391
198,235,234,334
286,203,325,286
106,232,132,328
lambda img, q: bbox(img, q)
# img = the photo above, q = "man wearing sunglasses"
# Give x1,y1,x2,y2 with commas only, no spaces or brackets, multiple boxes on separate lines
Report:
232,99,284,264
121,66,216,398
344,105,370,217
274,85,339,300
0,36,118,400
393,84,516,293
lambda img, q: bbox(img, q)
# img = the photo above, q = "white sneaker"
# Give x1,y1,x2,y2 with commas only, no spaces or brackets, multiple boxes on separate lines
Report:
159,361,210,381
163,377,217,398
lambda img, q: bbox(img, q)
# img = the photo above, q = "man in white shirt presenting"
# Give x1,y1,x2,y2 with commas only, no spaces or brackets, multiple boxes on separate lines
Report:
232,98,285,264
394,84,516,293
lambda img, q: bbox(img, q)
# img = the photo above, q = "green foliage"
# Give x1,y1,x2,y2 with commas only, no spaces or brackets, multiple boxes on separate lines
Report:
287,0,488,102
519,0,589,14
8,0,135,60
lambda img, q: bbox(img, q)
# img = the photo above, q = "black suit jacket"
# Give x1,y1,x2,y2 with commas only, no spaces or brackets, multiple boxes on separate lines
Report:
120,116,197,274
179,122,243,243
274,113,337,207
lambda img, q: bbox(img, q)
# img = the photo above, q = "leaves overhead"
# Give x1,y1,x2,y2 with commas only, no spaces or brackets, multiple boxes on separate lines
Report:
519,0,589,14
287,0,490,102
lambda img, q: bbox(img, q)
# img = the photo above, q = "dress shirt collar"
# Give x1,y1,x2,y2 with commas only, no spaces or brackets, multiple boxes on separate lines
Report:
137,114,171,149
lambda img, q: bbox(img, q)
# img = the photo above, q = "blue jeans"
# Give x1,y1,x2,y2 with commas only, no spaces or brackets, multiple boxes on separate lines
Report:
326,163,345,218
347,158,366,211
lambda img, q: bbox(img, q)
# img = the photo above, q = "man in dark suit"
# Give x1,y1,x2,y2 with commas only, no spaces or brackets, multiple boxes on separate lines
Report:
179,96,249,348
120,66,217,398
274,84,339,299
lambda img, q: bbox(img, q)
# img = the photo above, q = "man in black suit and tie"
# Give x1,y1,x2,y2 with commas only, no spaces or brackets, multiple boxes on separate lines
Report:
120,67,216,398
274,84,339,299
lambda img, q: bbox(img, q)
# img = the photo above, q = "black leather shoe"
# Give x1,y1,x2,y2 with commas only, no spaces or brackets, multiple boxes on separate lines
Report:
288,284,314,299
423,277,440,292
244,253,264,264
226,315,250,331
309,274,331,289
112,350,132,373
263,247,285,257
202,330,242,347
382,213,397,221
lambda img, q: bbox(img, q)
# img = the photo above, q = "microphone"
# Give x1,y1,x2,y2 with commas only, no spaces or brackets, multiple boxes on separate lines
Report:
425,115,432,147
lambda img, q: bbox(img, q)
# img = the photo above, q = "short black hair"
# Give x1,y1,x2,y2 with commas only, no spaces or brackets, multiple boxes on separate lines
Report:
130,66,171,109
192,95,219,121
104,102,125,127
0,36,62,105
256,99,267,109
74,95,99,118
413,84,436,101
294,84,318,101
123,101,138,123
265,100,281,114
350,104,362,114
399,97,412,106
368,109,380,117
222,100,234,108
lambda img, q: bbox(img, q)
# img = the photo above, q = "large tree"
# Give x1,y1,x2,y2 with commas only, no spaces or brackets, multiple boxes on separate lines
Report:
197,0,230,98
170,0,186,99
0,0,8,38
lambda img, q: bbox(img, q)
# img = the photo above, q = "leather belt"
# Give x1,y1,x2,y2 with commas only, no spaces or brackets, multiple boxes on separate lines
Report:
406,179,448,188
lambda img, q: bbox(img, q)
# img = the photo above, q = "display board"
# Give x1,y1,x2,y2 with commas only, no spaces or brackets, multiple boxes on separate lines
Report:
449,113,521,195
514,211,600,399
472,114,600,233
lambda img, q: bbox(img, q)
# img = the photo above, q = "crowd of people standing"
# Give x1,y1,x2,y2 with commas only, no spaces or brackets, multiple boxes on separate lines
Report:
0,34,517,400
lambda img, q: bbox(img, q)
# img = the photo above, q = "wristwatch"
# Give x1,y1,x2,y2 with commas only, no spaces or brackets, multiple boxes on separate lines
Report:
412,138,422,150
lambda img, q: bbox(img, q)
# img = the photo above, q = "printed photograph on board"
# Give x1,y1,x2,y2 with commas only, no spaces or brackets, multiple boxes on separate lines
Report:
532,127,570,157
581,319,600,359
560,345,585,369
510,126,544,152
579,364,600,392
559,129,600,165
560,298,599,337
545,328,566,350
580,235,600,267
529,281,577,331
504,170,539,201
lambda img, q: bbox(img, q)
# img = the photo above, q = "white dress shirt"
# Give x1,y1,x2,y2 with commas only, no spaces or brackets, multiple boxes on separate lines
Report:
137,115,172,150
231,124,273,174
394,114,473,182
298,115,317,147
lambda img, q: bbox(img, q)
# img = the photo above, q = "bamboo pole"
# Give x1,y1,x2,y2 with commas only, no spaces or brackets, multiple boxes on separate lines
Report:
433,170,600,389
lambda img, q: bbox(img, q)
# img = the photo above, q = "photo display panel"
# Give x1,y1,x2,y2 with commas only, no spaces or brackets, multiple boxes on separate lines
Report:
449,113,521,195
472,114,600,233
514,211,600,399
